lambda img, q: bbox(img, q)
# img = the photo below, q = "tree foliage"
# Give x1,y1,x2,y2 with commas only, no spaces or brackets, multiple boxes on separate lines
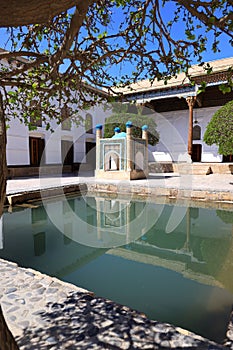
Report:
0,0,233,129
0,0,232,215
203,100,233,156
104,104,159,145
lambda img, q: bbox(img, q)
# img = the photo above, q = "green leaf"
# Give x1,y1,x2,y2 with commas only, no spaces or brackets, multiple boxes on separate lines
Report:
219,84,232,94
185,29,196,41
32,82,38,89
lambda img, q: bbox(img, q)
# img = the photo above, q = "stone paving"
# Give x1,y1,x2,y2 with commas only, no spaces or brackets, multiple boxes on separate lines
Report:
6,172,233,208
0,259,229,349
6,172,233,196
2,172,233,349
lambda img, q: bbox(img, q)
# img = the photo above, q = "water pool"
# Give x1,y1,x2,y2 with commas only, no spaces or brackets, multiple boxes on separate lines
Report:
1,193,233,343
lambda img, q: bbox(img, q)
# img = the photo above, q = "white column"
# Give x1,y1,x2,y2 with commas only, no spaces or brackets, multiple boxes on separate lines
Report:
126,121,133,172
142,125,149,172
95,124,102,171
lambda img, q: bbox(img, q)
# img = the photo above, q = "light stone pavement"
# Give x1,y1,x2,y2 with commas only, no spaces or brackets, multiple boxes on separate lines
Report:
6,172,233,195
2,171,233,349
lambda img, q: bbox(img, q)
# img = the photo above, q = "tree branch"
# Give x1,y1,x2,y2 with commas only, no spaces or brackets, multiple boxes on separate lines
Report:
0,0,78,27
0,50,46,59
49,0,95,77
177,0,233,38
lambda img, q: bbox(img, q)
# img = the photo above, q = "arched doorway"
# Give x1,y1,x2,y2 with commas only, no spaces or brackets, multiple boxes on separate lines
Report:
223,155,233,162
192,125,202,162
192,144,202,162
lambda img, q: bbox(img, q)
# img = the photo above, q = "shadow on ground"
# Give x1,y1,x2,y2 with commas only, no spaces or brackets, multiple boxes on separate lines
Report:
16,291,227,350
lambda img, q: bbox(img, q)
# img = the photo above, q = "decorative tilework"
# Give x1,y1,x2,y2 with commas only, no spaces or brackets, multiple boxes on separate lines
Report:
99,139,126,170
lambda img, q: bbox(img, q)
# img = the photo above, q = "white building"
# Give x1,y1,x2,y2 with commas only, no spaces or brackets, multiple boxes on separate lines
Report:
119,57,233,165
4,56,233,178
7,99,109,177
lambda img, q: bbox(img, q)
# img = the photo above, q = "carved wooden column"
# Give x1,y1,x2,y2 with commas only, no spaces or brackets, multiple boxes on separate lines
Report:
186,96,196,157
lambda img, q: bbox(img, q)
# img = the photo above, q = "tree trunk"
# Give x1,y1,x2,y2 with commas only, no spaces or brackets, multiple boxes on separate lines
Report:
0,93,19,349
0,0,78,27
0,92,6,217
0,305,19,350
0,91,6,218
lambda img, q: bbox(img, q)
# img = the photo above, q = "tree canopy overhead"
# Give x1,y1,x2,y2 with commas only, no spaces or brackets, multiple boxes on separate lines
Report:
1,1,233,88
0,0,233,217
0,0,232,123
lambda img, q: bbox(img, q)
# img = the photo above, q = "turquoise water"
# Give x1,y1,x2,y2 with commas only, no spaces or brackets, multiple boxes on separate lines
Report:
1,194,233,342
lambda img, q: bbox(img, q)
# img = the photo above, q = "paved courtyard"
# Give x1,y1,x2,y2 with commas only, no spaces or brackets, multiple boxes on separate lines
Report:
6,171,233,196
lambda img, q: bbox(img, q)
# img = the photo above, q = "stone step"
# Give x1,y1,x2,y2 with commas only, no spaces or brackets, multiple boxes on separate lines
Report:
79,163,95,172
149,162,233,175
149,162,174,173
174,163,233,175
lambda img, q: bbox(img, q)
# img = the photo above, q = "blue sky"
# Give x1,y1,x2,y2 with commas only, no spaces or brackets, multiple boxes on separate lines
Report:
102,2,233,80
0,2,232,82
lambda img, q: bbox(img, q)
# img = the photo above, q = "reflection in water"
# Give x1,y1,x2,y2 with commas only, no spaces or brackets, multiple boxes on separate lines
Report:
33,232,46,257
1,195,233,342
38,195,150,248
217,209,233,224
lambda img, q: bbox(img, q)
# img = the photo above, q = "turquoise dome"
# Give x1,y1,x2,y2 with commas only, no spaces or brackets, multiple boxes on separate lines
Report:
112,132,127,139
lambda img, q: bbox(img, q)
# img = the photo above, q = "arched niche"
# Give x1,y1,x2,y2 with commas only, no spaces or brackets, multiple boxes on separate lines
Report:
85,113,93,134
193,125,201,140
135,151,144,170
105,152,120,171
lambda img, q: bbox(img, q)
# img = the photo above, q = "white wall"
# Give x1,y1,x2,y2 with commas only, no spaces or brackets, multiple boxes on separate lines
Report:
195,107,222,162
6,94,223,167
7,118,30,165
6,100,110,166
150,106,223,163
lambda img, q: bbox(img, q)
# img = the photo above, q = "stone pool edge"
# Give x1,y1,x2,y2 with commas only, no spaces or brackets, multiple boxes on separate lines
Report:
0,258,230,349
5,182,233,208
